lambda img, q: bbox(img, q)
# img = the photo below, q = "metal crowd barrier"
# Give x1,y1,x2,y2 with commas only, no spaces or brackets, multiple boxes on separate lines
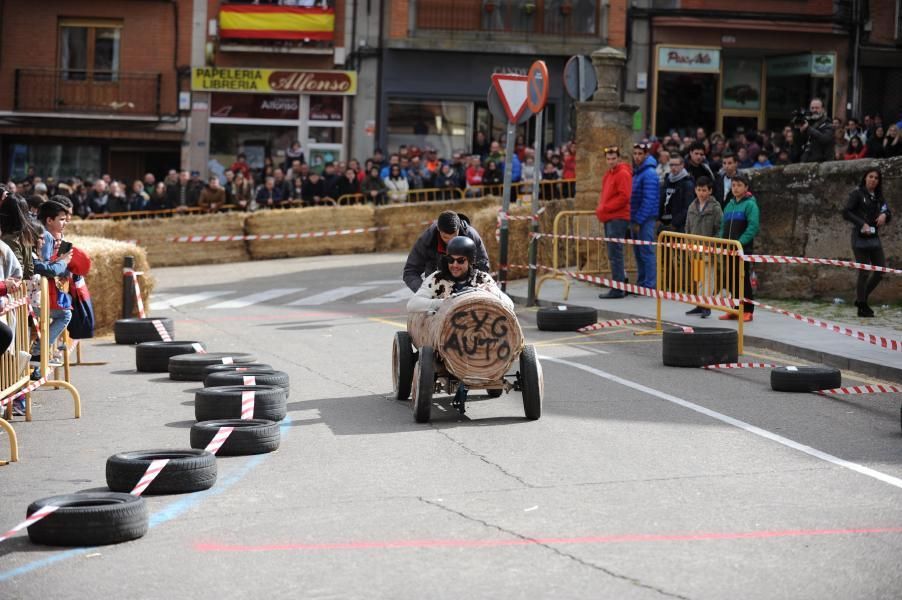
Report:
0,278,81,464
655,231,745,352
536,210,637,300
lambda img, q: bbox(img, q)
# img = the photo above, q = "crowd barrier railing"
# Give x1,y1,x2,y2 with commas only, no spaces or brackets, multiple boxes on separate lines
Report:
535,210,637,300
0,285,31,464
655,232,746,352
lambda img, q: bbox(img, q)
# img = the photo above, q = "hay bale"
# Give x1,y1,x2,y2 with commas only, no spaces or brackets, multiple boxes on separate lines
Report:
245,205,376,260
118,213,249,267
373,197,500,252
67,235,153,336
65,219,118,238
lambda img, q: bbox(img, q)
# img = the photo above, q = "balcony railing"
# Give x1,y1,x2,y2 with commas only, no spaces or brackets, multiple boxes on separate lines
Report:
412,0,602,39
14,69,162,117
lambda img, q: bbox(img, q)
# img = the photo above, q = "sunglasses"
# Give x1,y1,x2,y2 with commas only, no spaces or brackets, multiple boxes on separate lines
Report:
447,256,468,265
603,146,619,154
633,143,650,150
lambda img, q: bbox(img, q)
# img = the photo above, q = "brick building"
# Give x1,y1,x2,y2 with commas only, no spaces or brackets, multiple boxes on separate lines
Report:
856,0,902,124
0,0,191,183
186,0,354,177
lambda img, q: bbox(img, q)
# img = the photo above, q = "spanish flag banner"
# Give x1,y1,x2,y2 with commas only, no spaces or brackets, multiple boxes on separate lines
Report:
219,5,334,41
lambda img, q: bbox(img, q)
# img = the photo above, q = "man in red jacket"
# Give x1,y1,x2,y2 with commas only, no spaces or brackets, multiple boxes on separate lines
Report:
595,146,632,298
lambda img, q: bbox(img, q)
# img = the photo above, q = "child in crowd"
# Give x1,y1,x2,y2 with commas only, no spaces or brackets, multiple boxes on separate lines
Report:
683,176,723,318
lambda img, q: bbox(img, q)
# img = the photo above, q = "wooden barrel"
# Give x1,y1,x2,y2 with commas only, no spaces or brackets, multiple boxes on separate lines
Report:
408,290,523,385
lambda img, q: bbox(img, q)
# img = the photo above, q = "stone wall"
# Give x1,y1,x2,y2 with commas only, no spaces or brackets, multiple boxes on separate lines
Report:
748,156,901,301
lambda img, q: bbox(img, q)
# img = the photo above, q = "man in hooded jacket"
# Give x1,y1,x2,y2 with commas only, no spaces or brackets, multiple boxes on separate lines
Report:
630,143,660,289
403,210,489,292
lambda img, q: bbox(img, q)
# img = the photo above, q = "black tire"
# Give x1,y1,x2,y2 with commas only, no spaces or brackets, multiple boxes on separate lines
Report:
392,331,415,401
519,345,543,420
190,419,281,456
168,352,257,381
770,366,841,393
203,363,273,377
411,346,434,423
114,318,175,345
536,306,597,331
26,492,148,547
136,341,205,372
106,449,217,495
486,388,504,398
195,385,287,422
662,327,738,368
204,369,289,390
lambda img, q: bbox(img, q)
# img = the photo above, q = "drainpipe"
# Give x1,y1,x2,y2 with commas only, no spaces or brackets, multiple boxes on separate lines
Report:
851,0,861,117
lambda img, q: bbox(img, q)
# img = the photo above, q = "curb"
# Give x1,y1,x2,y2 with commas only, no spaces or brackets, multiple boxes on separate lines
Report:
510,294,902,384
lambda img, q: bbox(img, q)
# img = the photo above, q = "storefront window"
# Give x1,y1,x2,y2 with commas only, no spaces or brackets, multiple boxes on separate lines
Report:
8,143,102,180
388,100,472,157
309,95,343,121
211,94,299,119
655,72,717,137
309,127,342,144
722,58,761,111
209,124,297,177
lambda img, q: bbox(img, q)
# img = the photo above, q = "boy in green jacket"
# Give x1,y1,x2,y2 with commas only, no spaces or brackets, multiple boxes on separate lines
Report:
718,172,760,322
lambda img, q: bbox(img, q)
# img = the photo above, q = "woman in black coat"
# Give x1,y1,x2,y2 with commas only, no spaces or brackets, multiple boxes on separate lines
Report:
842,168,892,317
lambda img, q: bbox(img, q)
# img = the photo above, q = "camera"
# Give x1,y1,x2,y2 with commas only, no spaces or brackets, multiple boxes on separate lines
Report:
790,109,813,126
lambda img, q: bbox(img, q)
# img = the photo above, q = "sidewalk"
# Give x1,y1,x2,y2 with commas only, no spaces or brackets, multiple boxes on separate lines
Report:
507,277,902,383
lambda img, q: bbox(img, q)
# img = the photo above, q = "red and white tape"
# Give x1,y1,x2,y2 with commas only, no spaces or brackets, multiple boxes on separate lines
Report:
152,319,172,342
240,390,255,420
28,304,41,341
0,377,46,410
0,296,30,317
0,504,60,543
242,375,256,385
746,298,902,352
743,254,902,275
123,268,146,319
816,384,902,396
204,426,235,454
578,318,655,332
568,272,739,308
129,458,170,496
191,343,207,355
222,356,234,365
702,362,778,369
168,220,434,243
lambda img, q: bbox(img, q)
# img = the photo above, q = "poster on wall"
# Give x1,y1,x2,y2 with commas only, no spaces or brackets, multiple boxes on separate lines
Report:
722,58,761,110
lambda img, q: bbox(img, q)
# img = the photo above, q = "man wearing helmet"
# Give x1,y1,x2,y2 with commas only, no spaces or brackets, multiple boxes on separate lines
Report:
407,236,512,314
403,210,490,292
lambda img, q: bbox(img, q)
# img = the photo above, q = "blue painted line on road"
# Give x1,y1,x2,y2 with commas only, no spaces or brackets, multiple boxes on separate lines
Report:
0,416,293,583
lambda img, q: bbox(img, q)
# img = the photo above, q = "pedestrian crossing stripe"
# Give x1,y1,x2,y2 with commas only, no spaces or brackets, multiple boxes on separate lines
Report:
151,283,412,309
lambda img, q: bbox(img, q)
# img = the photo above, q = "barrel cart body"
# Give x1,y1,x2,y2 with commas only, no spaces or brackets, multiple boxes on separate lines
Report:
391,290,543,423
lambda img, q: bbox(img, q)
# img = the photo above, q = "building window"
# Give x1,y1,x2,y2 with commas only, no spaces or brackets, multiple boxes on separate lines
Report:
59,20,121,81
388,100,472,157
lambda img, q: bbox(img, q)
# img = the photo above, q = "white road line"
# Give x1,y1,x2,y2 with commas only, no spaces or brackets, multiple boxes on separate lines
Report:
209,288,305,309
152,291,233,309
360,287,413,304
363,280,404,285
540,355,902,491
287,286,374,306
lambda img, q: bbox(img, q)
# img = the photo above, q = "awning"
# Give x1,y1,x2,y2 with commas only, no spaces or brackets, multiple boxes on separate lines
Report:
219,5,334,41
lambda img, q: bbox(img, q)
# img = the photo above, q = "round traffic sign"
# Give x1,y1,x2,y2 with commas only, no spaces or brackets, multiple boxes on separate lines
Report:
564,55,597,102
526,60,549,113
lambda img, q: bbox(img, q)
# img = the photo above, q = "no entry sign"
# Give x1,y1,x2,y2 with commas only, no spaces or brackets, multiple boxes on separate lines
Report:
526,60,549,113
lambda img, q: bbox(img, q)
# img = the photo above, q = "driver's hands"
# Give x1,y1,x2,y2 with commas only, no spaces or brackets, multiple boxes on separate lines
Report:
451,287,476,297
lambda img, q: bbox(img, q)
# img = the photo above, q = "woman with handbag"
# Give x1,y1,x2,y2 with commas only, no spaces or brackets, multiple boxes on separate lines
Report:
842,168,892,317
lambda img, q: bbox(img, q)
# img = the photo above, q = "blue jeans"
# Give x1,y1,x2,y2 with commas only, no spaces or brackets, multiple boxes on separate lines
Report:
632,219,657,289
31,308,72,355
603,220,629,283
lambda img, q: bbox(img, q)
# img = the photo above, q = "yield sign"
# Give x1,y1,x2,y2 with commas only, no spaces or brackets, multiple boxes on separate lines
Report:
491,73,529,123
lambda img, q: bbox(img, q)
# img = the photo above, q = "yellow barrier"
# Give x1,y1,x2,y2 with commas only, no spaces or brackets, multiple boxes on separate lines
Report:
655,231,745,352
0,285,30,464
536,210,637,300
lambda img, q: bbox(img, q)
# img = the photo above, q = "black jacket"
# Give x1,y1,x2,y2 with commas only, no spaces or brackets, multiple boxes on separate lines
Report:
659,169,695,232
713,171,736,209
843,186,892,248
795,116,835,163
402,214,490,292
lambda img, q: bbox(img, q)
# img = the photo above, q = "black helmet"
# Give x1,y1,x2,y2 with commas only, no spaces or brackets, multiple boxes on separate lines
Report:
446,236,476,262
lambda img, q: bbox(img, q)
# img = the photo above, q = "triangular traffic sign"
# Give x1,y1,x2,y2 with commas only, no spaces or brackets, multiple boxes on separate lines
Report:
491,74,529,123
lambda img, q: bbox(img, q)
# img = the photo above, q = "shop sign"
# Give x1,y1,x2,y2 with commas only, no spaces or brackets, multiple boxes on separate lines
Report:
211,93,299,119
767,53,835,78
192,68,357,95
657,47,720,73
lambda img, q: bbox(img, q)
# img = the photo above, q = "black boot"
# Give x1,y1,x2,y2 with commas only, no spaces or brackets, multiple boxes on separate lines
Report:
856,301,875,318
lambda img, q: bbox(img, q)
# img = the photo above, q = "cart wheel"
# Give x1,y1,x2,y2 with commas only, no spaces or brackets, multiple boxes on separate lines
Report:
392,331,415,401
520,345,543,420
411,346,434,423
486,389,504,398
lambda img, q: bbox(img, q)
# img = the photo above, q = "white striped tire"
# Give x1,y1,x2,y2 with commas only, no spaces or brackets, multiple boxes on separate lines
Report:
203,369,289,391
190,419,280,456
114,318,175,345
106,450,217,495
194,385,287,422
135,341,206,372
771,366,841,393
26,492,148,547
168,352,258,381
663,327,738,368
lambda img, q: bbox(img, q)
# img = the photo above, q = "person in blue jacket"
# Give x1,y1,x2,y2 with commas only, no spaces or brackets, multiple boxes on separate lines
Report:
629,143,660,289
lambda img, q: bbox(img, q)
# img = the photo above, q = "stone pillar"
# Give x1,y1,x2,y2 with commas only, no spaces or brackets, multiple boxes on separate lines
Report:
573,47,637,211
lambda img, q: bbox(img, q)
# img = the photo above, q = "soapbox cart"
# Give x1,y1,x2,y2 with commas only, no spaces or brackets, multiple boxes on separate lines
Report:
391,289,543,423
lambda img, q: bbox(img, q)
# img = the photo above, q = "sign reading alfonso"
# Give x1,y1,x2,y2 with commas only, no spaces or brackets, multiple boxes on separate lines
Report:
192,68,357,96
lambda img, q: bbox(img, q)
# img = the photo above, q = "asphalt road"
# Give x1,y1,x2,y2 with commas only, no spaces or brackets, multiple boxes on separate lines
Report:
1,252,901,600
